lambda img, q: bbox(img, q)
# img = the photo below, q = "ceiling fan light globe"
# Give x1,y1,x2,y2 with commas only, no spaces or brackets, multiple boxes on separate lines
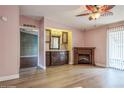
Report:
95,12,101,18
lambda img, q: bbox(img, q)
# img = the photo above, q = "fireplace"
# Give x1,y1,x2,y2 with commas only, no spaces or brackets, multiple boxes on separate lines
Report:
73,47,95,65
78,54,90,64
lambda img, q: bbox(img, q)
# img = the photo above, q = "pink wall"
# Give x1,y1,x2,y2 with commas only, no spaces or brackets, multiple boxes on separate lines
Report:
20,15,40,28
84,21,124,67
44,18,84,47
0,6,19,77
84,26,107,67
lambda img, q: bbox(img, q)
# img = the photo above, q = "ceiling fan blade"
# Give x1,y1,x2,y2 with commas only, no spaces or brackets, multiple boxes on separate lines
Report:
86,5,97,12
106,5,115,10
100,5,115,12
76,13,90,17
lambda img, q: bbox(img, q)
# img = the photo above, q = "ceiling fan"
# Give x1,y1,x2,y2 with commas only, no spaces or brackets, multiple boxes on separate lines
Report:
76,5,115,21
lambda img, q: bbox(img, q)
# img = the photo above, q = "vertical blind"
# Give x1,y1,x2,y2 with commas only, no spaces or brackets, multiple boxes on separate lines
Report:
108,26,124,70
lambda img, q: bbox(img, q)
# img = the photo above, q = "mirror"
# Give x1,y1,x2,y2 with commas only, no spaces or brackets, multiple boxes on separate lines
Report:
50,36,60,50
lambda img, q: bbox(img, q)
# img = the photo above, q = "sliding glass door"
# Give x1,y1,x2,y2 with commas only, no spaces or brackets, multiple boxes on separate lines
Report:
108,26,124,70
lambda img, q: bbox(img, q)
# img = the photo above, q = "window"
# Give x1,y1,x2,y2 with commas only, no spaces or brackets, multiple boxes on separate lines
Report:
108,26,124,70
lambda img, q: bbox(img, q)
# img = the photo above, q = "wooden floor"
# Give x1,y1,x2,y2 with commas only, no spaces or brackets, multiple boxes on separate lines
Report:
0,64,124,88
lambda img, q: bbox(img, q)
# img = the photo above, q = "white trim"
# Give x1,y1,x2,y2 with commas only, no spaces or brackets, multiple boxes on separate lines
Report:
0,74,19,82
69,62,73,65
95,62,106,67
38,64,46,70
37,28,40,69
20,26,40,69
106,29,110,68
44,26,46,70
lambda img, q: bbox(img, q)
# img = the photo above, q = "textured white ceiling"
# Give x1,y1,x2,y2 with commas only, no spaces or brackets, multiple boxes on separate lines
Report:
20,5,124,30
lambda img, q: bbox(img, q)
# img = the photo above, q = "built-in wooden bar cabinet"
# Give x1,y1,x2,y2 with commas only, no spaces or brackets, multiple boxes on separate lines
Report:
46,51,69,66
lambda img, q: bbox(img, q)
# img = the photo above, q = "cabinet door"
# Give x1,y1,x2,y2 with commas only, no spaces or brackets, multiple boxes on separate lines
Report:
46,52,51,66
51,52,61,66
65,51,69,64
50,51,69,66
60,51,67,64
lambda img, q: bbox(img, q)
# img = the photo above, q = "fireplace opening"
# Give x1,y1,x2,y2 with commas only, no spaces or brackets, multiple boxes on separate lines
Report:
78,54,90,64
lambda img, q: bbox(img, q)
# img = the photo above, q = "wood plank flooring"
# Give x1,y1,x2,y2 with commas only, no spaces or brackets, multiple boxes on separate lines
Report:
0,64,124,88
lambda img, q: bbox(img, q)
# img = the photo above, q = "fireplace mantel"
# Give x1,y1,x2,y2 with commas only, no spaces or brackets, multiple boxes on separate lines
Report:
73,47,95,65
73,47,95,50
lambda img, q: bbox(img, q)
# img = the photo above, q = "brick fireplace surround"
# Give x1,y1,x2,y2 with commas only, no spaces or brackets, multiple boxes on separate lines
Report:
73,47,95,65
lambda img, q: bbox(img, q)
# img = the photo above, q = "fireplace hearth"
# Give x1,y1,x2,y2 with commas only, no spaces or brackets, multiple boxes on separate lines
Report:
73,47,95,65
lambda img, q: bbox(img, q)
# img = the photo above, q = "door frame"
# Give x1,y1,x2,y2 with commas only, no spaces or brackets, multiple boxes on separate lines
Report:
106,29,110,68
20,26,40,69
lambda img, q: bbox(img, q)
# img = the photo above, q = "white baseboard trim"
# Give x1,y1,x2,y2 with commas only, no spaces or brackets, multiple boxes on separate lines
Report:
0,74,19,82
95,62,106,68
38,64,46,70
69,62,73,65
